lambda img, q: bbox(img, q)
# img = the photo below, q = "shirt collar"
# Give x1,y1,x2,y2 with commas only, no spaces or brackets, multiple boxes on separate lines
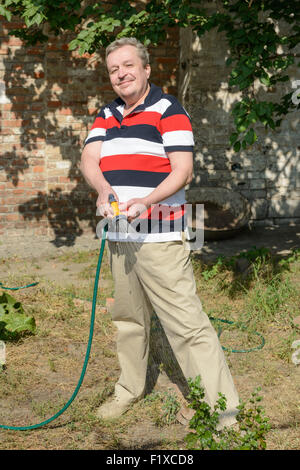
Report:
108,83,163,121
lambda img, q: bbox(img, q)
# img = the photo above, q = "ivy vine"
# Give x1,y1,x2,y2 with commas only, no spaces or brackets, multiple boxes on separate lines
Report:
1,0,299,150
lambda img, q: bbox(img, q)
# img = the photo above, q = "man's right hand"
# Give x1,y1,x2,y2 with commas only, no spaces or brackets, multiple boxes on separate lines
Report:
96,186,119,218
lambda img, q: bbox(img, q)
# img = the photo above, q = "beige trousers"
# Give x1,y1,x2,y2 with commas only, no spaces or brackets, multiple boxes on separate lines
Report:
108,239,239,427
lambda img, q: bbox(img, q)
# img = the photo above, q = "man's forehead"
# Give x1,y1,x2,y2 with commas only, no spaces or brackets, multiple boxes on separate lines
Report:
106,45,140,66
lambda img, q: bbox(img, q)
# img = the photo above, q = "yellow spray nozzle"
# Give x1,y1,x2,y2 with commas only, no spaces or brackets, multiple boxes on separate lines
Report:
108,193,128,232
108,194,120,217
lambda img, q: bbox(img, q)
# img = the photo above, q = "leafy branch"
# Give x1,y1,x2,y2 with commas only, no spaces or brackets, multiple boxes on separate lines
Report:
184,375,271,450
1,0,299,149
193,0,300,150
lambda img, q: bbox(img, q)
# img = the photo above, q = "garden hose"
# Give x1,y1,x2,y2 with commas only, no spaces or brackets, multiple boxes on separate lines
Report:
0,281,39,290
0,201,265,431
209,316,265,353
0,224,108,431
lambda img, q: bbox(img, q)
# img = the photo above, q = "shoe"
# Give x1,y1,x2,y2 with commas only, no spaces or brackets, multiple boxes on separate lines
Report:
95,396,132,420
216,412,238,431
176,404,196,426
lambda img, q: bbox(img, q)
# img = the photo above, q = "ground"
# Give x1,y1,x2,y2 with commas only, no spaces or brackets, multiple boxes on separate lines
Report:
0,223,299,450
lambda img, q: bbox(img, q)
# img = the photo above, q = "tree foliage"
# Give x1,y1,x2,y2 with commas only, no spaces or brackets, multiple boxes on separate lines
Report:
1,0,299,150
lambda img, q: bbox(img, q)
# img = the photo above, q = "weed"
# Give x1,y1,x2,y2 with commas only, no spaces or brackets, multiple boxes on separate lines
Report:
0,244,298,450
0,292,36,341
48,357,56,372
101,347,116,358
272,331,299,363
242,275,295,329
278,248,300,270
195,246,299,335
144,390,180,426
144,391,162,404
161,391,180,425
235,387,271,450
194,246,299,298
184,375,271,450
201,256,228,281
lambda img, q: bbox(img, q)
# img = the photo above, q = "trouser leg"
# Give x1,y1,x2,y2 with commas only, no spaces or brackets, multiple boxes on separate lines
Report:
108,241,152,403
132,241,240,427
108,239,239,426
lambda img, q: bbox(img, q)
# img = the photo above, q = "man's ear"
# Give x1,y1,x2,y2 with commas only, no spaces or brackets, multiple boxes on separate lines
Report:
145,63,151,79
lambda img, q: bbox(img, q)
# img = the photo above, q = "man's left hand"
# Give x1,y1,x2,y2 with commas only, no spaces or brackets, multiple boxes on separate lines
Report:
118,198,150,222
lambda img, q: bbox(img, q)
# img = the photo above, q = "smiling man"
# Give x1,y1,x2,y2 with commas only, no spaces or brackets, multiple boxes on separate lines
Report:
80,37,239,428
107,42,151,110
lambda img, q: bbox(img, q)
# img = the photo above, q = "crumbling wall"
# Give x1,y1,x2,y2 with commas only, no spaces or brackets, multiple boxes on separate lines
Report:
180,20,300,227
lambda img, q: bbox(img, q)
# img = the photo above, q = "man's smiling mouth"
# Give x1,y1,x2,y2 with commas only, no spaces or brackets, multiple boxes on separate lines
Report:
118,80,134,86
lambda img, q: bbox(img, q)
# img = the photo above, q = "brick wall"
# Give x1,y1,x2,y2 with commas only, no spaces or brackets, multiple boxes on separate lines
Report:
180,19,300,227
1,11,300,240
0,17,179,240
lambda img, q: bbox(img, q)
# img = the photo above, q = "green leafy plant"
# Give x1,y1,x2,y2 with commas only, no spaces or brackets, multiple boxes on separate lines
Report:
278,248,300,270
184,375,271,450
234,387,271,450
197,0,300,151
0,292,36,340
1,0,299,150
201,256,228,281
200,246,298,283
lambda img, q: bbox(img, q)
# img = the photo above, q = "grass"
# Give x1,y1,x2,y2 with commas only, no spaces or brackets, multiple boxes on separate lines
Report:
0,245,299,449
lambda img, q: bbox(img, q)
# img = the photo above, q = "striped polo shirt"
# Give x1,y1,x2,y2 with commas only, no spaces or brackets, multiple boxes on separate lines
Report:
85,83,194,242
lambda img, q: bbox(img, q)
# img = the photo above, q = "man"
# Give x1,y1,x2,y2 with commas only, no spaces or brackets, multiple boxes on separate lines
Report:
80,37,239,428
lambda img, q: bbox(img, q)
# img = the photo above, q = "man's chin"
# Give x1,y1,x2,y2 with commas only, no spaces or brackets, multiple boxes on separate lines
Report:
118,88,137,101
117,81,135,93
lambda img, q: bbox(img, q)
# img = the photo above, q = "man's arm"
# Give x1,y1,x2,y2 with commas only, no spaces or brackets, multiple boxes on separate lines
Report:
143,151,193,205
118,151,193,221
80,141,117,217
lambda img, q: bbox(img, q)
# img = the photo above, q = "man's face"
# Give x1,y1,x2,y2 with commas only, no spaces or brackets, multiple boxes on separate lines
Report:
106,45,151,104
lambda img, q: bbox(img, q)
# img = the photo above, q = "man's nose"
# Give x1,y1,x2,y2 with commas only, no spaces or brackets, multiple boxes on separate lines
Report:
118,66,127,79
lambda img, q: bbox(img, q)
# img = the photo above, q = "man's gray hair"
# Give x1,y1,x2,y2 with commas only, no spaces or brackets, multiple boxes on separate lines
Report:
106,37,150,67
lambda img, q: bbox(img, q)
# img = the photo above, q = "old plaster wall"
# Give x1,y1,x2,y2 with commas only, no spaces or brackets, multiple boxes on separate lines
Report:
180,21,300,227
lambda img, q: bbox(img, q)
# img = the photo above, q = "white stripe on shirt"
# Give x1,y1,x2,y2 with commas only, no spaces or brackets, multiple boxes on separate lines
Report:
100,138,167,158
162,130,194,147
85,127,106,141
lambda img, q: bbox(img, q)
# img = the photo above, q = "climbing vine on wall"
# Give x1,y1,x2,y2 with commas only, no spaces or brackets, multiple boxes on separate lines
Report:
1,0,299,150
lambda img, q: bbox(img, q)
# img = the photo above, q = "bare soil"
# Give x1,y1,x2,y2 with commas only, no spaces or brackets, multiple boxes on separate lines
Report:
0,224,299,450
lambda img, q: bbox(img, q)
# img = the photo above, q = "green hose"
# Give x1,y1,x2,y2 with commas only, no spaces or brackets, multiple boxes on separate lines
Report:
0,226,265,431
0,225,108,431
0,281,39,290
209,316,265,353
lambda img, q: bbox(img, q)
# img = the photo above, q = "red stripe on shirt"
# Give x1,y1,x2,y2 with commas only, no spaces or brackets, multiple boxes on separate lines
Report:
90,116,106,130
105,115,120,129
138,204,185,220
91,115,120,131
100,154,171,173
159,114,192,134
122,111,161,128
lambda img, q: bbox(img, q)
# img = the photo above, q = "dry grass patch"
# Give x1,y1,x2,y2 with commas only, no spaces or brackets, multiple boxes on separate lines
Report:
0,246,299,449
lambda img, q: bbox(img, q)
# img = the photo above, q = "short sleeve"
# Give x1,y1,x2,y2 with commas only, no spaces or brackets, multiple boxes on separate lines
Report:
84,106,107,146
158,98,194,153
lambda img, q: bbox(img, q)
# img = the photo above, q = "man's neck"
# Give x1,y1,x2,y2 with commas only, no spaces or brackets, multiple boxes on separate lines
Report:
123,83,150,111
